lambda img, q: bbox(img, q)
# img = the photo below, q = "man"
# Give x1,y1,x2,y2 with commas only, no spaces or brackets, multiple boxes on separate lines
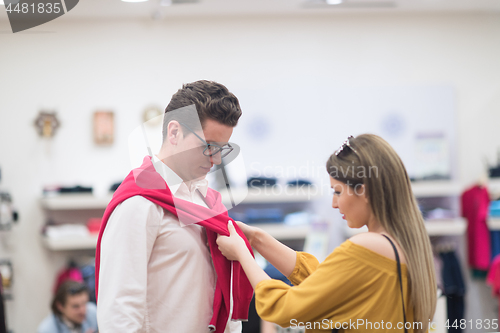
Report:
37,281,98,333
96,80,253,333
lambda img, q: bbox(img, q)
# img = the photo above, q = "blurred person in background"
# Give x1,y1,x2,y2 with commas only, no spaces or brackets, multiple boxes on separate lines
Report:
37,280,97,333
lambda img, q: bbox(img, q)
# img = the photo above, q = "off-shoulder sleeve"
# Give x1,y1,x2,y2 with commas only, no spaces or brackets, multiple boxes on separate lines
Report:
287,251,320,286
254,241,366,328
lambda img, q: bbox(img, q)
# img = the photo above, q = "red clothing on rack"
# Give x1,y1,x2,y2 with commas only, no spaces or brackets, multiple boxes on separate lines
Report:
95,156,254,333
461,185,491,271
487,254,500,320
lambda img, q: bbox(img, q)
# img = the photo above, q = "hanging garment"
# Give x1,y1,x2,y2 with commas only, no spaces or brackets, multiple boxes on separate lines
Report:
434,254,444,291
461,185,491,271
486,254,500,320
0,273,6,333
53,264,83,294
440,251,466,333
95,155,253,333
491,231,500,261
80,263,96,304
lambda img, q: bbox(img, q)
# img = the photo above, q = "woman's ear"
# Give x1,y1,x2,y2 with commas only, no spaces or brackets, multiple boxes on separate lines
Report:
361,185,370,203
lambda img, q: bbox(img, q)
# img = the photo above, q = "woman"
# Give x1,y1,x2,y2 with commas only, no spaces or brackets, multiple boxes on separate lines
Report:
216,134,437,333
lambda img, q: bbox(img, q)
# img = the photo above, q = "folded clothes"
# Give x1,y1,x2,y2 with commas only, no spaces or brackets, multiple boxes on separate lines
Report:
286,179,313,187
245,208,283,224
490,201,500,217
43,185,93,194
109,182,122,192
247,177,277,188
59,185,93,194
45,224,90,239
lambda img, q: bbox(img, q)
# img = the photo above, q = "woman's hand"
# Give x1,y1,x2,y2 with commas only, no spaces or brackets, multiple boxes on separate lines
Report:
217,221,249,261
234,221,258,246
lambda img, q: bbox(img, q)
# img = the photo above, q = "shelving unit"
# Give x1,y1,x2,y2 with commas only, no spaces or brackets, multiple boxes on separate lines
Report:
42,234,99,251
41,223,310,251
486,178,500,231
342,181,468,237
250,223,311,240
487,217,500,231
489,178,500,199
40,188,319,251
40,193,109,251
343,218,467,237
340,180,468,238
219,186,322,206
221,186,320,250
39,187,320,211
40,194,112,210
411,181,462,198
43,182,474,249
425,218,467,236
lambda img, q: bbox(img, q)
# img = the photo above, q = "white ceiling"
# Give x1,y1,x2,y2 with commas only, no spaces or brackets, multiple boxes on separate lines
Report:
55,0,500,20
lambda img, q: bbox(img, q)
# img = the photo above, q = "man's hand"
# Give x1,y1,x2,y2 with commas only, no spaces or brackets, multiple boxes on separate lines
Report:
216,221,249,261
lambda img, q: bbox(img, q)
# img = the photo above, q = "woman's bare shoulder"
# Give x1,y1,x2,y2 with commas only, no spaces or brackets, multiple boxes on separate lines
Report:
349,232,406,264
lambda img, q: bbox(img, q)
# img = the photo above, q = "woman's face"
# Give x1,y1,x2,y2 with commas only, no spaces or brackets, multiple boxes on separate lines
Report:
329,177,372,229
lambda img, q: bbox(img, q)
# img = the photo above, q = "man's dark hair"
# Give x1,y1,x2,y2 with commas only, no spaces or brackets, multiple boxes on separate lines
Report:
51,280,88,317
162,80,242,143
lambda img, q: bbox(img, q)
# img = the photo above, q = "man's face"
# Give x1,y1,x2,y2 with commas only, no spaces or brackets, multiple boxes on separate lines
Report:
57,292,88,325
173,118,233,182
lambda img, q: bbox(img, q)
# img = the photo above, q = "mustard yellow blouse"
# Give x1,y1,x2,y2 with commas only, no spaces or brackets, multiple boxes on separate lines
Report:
254,240,417,333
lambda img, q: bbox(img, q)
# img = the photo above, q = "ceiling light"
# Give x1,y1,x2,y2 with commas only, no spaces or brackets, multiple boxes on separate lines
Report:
0,0,4,5
326,0,343,4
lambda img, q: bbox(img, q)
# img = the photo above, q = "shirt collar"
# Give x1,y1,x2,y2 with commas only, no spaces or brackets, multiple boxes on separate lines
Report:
152,154,208,198
61,316,81,332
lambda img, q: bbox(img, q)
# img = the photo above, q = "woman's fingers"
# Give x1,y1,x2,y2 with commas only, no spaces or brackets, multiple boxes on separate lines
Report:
228,220,236,235
215,221,246,261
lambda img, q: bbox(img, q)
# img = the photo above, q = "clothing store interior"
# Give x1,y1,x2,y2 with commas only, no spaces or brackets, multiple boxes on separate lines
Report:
1,0,500,332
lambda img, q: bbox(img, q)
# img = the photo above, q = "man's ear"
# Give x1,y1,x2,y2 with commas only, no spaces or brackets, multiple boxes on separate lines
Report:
56,301,64,314
167,121,181,146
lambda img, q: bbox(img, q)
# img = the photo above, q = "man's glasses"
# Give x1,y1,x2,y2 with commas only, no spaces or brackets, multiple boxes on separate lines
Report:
335,135,358,156
178,122,234,158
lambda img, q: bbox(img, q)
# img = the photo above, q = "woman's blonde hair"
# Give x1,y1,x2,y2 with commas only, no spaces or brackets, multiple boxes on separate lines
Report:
326,133,436,332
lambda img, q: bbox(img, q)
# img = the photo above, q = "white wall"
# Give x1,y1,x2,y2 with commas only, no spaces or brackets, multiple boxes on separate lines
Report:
1,12,500,332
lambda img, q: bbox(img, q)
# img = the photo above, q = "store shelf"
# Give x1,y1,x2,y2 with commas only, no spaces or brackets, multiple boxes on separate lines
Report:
220,187,322,205
489,178,500,198
41,187,321,210
343,218,467,237
425,218,467,236
487,217,500,230
42,234,99,251
410,181,462,198
40,194,113,210
40,187,316,250
251,223,311,240
42,224,308,251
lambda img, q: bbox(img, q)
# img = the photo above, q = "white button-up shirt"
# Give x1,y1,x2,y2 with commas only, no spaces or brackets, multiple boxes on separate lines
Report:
97,155,241,333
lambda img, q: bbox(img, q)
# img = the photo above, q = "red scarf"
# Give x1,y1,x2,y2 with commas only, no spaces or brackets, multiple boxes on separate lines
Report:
95,156,254,332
